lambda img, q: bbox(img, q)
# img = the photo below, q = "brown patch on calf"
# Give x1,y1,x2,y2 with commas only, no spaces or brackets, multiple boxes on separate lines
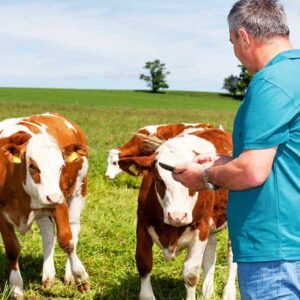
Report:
28,158,41,184
52,203,73,253
117,123,216,163
81,176,88,198
192,190,215,241
212,189,228,230
18,121,41,134
60,158,84,199
155,176,167,199
185,273,198,287
118,154,156,176
191,128,232,156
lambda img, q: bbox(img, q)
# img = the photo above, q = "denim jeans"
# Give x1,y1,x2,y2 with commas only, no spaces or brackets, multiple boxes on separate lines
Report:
238,260,300,300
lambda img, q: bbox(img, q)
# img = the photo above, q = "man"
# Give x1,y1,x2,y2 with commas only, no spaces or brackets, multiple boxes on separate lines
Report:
172,0,300,299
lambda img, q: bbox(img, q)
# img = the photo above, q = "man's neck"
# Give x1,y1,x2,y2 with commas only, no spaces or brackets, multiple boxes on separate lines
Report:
253,37,293,72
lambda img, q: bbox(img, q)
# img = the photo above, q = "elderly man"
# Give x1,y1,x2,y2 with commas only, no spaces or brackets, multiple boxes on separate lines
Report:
173,0,300,298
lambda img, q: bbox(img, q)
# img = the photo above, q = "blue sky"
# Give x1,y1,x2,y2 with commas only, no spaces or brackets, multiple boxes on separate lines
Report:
0,0,299,92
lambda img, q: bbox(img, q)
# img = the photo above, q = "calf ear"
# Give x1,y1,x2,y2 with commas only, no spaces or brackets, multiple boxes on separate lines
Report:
63,143,88,163
1,144,24,164
118,154,155,176
7,131,31,145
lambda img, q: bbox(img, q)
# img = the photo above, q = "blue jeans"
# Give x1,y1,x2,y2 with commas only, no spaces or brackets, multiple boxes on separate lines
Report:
238,260,300,300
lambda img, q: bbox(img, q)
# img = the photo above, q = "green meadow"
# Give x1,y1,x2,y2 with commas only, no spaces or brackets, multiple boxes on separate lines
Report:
0,88,240,300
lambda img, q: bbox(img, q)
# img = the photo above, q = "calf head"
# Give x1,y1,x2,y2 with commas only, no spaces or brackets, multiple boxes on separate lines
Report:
1,131,66,208
105,149,122,179
24,133,66,208
119,135,216,227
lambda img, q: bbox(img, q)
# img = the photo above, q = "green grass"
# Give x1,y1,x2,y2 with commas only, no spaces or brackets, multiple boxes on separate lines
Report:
0,88,241,300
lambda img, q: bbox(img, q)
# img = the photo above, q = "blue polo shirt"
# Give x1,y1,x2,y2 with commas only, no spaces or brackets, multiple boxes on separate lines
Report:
228,49,300,262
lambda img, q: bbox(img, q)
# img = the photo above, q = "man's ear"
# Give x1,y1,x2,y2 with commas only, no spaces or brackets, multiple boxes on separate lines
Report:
1,144,24,164
118,154,155,176
63,143,88,163
237,28,250,48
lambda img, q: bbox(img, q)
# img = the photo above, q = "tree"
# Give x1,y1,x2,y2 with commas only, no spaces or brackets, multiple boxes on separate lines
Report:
140,59,170,93
223,74,239,96
223,65,253,96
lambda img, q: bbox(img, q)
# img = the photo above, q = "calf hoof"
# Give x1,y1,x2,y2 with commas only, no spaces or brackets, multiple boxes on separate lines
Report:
77,281,91,293
64,275,75,285
42,277,55,289
10,289,24,300
74,271,90,293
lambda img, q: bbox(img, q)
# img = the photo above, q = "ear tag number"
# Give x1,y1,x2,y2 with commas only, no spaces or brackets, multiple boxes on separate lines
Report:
67,152,79,163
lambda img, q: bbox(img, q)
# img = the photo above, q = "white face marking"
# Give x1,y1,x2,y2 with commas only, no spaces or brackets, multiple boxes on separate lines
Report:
23,133,64,209
155,135,216,226
105,149,122,179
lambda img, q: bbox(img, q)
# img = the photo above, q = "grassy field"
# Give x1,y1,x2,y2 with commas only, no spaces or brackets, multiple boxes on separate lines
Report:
0,88,240,300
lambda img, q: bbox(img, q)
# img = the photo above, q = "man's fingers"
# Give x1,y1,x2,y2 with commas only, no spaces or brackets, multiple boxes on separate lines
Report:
173,163,188,174
193,153,215,163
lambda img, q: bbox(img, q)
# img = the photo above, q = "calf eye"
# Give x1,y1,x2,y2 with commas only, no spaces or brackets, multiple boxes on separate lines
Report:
29,159,41,183
113,161,117,166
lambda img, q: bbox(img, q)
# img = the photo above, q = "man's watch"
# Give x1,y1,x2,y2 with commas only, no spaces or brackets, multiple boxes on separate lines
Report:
203,168,219,191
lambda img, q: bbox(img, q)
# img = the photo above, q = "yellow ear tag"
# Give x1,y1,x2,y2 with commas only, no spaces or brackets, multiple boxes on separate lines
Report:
12,156,22,164
67,152,79,163
129,164,139,175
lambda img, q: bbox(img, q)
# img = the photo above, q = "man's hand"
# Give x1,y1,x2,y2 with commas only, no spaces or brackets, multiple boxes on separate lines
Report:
172,162,206,191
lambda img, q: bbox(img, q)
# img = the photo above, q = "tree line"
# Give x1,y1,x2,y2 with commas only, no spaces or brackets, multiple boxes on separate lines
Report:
139,59,252,96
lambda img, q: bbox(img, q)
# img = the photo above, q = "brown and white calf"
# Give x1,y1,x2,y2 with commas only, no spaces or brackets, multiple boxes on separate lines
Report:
106,122,214,179
119,128,236,300
0,113,89,298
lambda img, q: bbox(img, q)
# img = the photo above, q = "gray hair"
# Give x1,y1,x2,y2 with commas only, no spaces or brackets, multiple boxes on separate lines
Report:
228,0,289,41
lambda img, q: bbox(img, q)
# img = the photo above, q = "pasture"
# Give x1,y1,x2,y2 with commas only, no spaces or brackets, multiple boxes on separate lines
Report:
0,88,240,300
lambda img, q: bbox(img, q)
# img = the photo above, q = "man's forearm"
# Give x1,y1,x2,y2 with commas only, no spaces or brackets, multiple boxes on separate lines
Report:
207,151,273,191
207,160,253,190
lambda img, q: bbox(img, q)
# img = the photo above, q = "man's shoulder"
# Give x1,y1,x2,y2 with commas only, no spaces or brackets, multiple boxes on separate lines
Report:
251,50,300,93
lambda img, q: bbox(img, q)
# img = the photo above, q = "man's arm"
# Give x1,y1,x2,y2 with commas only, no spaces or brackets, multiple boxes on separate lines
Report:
172,147,277,191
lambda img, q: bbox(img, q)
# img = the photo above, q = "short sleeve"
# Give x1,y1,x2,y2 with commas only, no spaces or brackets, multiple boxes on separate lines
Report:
239,79,297,150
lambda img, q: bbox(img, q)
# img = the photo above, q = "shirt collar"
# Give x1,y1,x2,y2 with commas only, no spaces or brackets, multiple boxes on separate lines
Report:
265,49,300,68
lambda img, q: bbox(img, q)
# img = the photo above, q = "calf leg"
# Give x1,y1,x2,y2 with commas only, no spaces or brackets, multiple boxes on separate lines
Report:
36,216,56,288
52,203,90,293
64,195,85,285
222,238,237,300
0,214,23,299
201,233,216,300
136,224,155,300
183,232,208,300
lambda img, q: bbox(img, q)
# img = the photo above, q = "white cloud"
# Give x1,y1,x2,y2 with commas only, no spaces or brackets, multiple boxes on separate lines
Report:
0,0,299,91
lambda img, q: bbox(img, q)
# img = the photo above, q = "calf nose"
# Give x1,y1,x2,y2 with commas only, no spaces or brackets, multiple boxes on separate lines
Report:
46,194,63,205
105,173,114,180
168,212,188,226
